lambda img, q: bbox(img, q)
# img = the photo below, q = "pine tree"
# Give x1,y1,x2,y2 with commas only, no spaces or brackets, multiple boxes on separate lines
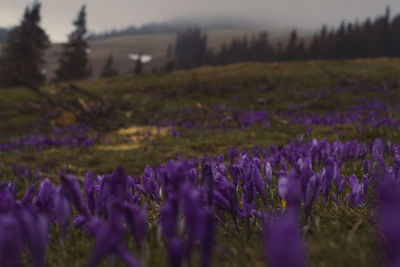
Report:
100,55,118,78
55,5,90,81
0,3,49,89
173,28,207,70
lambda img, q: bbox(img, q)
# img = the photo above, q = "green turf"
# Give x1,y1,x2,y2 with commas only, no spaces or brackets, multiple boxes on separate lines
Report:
1,58,399,266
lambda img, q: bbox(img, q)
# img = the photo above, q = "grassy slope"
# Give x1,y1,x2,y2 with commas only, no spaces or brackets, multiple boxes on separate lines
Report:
1,58,400,266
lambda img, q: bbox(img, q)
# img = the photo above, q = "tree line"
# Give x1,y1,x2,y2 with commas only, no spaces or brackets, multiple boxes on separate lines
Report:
170,7,400,70
0,3,93,91
2,3,400,91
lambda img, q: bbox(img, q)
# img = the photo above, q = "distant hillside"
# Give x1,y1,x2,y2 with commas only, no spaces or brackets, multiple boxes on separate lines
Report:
0,28,291,80
87,18,259,41
43,29,264,80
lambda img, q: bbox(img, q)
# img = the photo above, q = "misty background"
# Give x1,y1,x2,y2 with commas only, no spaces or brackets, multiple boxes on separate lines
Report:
2,0,400,42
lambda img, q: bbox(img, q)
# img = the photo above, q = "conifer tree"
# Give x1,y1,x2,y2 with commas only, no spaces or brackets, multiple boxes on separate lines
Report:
0,3,49,89
173,28,207,70
100,55,118,78
55,5,90,81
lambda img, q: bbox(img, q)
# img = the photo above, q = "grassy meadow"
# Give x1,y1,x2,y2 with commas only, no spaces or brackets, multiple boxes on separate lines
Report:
1,58,400,266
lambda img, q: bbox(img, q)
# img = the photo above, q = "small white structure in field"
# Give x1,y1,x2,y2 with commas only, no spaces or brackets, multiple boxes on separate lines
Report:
85,48,92,54
128,53,152,64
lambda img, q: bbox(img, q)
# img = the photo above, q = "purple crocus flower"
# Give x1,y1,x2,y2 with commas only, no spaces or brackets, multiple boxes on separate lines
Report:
60,173,87,216
264,211,307,267
322,164,336,203
166,160,186,192
35,179,54,217
199,210,215,267
252,163,267,201
278,170,301,211
201,164,214,207
86,217,139,267
346,175,365,206
304,174,320,219
241,179,257,218
53,187,73,240
124,203,148,248
110,166,128,202
160,199,185,267
228,146,237,163
0,215,24,267
377,179,400,267
143,165,160,201
21,184,36,208
337,176,349,196
167,237,184,267
16,209,49,267
180,183,203,243
264,160,272,187
160,200,178,241
85,171,96,216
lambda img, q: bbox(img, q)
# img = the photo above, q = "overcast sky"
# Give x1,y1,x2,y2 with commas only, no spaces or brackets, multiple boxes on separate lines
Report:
1,0,400,42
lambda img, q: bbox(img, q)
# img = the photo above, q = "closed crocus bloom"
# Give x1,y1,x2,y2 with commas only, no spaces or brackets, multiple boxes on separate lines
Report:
186,168,198,184
242,180,257,217
264,211,307,267
264,160,272,186
252,164,267,201
278,175,289,201
60,173,87,216
361,174,370,199
85,171,96,216
378,179,400,267
323,164,335,203
228,164,240,188
166,160,186,191
167,237,184,267
200,210,215,267
143,165,160,201
16,209,49,267
53,187,73,240
124,203,147,247
35,179,54,216
180,183,202,241
0,188,14,214
87,218,139,267
201,164,214,207
337,176,349,196
304,174,320,219
346,175,365,206
160,200,178,241
110,166,128,202
228,146,237,163
0,215,24,267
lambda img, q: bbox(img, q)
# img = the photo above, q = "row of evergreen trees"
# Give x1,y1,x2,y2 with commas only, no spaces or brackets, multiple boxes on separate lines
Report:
0,3,91,90
171,8,400,69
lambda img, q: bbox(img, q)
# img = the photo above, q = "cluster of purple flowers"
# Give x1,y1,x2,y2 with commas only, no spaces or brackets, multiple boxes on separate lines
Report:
376,146,400,267
283,100,400,129
0,125,97,152
159,106,271,132
0,137,399,266
158,99,399,134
